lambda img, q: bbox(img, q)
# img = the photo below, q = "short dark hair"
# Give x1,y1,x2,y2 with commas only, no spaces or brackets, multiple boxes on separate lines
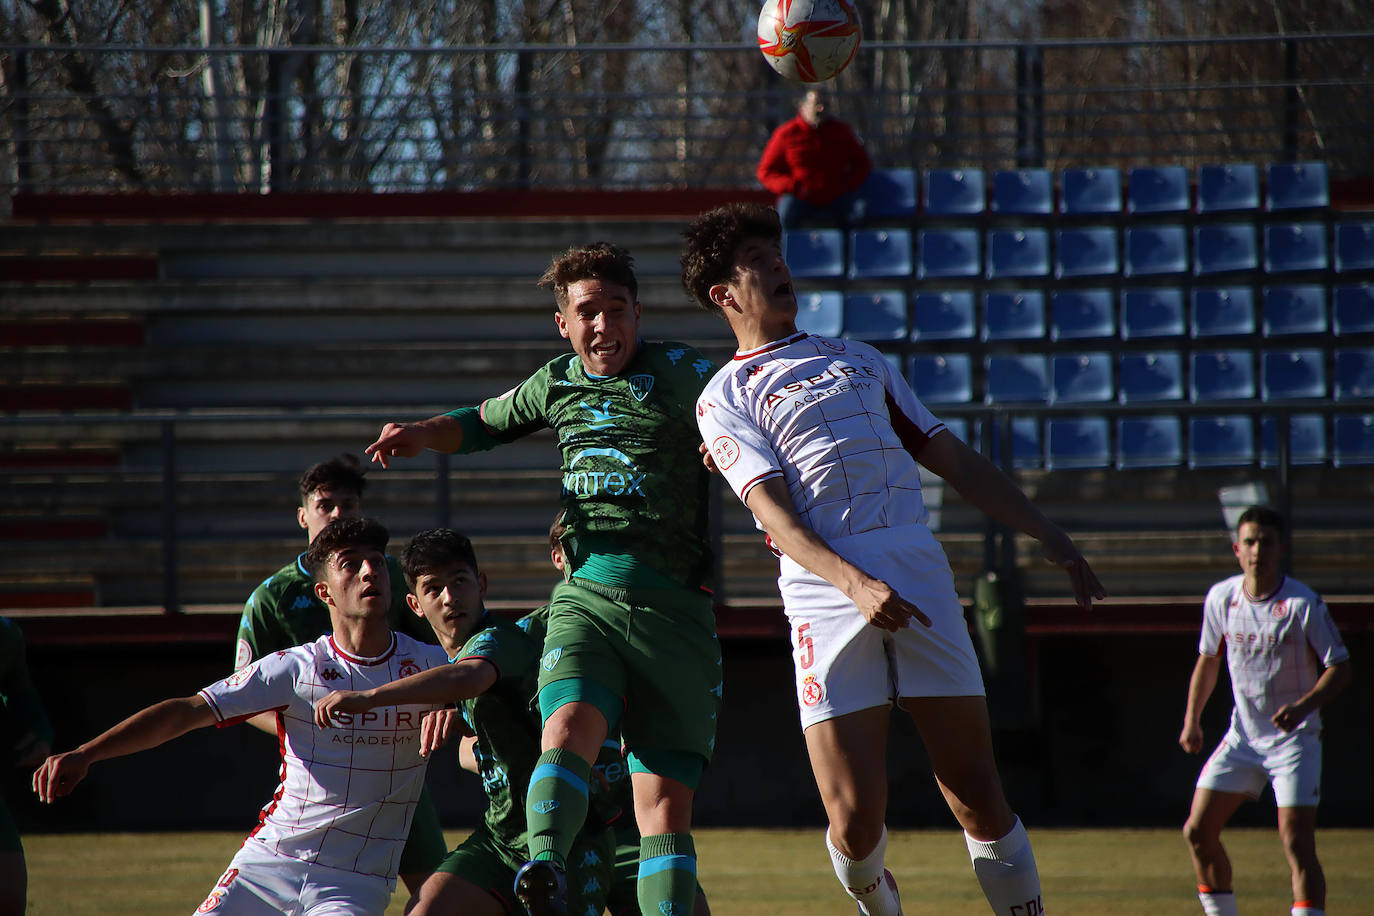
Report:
303,517,389,581
539,242,639,311
299,455,367,502
548,510,567,554
680,202,782,314
1236,505,1285,537
401,528,480,590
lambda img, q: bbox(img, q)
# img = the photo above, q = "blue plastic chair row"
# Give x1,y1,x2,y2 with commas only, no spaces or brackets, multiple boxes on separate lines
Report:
926,413,1374,470
904,162,1330,217
902,348,1374,406
794,284,1374,342
784,221,1374,280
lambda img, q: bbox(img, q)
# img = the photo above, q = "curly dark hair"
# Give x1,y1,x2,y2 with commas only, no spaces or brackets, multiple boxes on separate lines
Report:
303,517,389,581
298,454,367,502
401,528,480,590
538,242,639,310
680,202,782,314
1236,505,1285,537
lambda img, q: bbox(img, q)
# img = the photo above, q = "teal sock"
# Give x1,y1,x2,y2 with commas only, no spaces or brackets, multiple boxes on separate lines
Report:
637,832,697,916
525,748,591,867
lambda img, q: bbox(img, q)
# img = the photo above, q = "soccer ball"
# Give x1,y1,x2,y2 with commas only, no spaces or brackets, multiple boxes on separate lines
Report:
757,0,862,84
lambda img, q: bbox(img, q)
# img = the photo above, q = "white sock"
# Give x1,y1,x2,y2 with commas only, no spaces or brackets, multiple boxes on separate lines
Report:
1198,888,1239,916
827,826,903,916
1291,907,1323,916
964,816,1042,915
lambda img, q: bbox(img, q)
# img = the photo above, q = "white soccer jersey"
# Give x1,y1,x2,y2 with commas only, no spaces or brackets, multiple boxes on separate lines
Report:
697,332,946,540
199,632,449,883
1200,574,1348,750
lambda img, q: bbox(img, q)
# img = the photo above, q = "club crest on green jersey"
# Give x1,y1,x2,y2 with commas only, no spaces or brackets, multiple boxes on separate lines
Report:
541,647,563,670
628,374,654,401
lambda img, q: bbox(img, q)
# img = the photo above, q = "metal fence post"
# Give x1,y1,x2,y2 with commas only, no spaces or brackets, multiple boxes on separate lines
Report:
161,419,181,614
435,451,451,530
1015,43,1045,168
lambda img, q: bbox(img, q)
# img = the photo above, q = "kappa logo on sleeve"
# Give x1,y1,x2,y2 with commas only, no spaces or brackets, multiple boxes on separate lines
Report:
711,436,741,470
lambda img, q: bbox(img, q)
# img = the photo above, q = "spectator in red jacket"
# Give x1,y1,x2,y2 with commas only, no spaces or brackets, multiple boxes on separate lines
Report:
757,89,873,229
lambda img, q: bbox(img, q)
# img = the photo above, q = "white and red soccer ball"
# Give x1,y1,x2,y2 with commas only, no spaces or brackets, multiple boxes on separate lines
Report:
757,0,862,84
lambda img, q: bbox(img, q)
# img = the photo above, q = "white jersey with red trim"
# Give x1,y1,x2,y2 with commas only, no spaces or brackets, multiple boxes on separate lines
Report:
697,332,946,540
1200,574,1348,750
199,632,448,883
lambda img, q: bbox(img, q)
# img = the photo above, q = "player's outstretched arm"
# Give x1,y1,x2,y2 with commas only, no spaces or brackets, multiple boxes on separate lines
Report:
32,695,216,803
364,414,465,469
1179,653,1222,754
744,477,932,632
314,658,499,728
1273,658,1353,732
917,430,1106,609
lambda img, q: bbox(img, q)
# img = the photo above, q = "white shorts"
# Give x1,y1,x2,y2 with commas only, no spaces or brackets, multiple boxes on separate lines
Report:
194,840,393,916
1196,729,1323,808
779,524,985,730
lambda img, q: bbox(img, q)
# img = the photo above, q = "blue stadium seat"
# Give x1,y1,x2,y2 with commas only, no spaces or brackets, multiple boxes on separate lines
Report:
1334,285,1374,335
1197,163,1260,212
1124,224,1188,276
1117,415,1183,468
976,417,1043,469
1333,414,1374,466
1266,161,1329,211
1192,286,1256,337
1189,415,1256,468
1052,352,1114,403
991,169,1053,214
1121,287,1185,339
862,168,918,219
1051,289,1115,340
1060,167,1122,214
1128,166,1190,213
1194,223,1259,275
1055,227,1119,278
1262,285,1328,336
848,228,913,279
794,290,843,337
985,354,1049,403
986,228,1050,279
1335,348,1374,400
925,168,986,215
1119,351,1184,402
911,290,976,341
843,291,907,340
784,229,845,278
1260,414,1327,468
1264,222,1328,273
1262,349,1327,400
917,228,981,279
1334,221,1374,273
1191,350,1256,401
909,354,973,405
1047,416,1111,469
982,291,1045,341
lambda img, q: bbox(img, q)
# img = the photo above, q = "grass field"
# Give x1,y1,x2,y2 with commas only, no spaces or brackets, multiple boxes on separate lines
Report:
23,826,1374,914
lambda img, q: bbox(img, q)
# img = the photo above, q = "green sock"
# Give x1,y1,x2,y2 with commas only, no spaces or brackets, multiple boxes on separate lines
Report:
525,748,591,867
637,832,697,916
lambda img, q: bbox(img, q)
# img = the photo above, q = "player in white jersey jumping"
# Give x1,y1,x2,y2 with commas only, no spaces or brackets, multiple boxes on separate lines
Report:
32,518,449,916
682,202,1104,916
1179,505,1351,916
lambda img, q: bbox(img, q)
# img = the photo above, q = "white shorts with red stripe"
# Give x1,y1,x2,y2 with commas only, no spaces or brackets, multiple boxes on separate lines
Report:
780,524,985,730
194,840,392,916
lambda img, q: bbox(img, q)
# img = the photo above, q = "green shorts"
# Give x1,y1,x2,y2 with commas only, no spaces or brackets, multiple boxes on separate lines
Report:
436,821,615,914
539,579,721,764
399,784,447,876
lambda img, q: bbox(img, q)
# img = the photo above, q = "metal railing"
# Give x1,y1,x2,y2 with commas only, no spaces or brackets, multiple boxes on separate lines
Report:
3,33,1373,194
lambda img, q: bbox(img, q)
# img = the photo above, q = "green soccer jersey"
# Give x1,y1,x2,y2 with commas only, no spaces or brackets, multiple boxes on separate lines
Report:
455,611,547,850
234,553,436,669
452,341,716,590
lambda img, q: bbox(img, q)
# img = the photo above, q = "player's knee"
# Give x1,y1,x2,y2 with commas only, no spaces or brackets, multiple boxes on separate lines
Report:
1182,818,1214,851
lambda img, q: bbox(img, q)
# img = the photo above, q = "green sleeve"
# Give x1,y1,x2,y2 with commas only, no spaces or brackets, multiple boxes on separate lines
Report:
466,366,554,446
458,621,539,680
0,617,54,746
444,405,504,453
236,580,285,668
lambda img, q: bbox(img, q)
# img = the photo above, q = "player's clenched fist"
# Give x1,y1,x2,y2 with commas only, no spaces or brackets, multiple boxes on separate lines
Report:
33,750,90,803
313,689,373,728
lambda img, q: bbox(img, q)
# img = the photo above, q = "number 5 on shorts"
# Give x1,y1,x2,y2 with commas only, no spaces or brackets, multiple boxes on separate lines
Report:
796,622,814,669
